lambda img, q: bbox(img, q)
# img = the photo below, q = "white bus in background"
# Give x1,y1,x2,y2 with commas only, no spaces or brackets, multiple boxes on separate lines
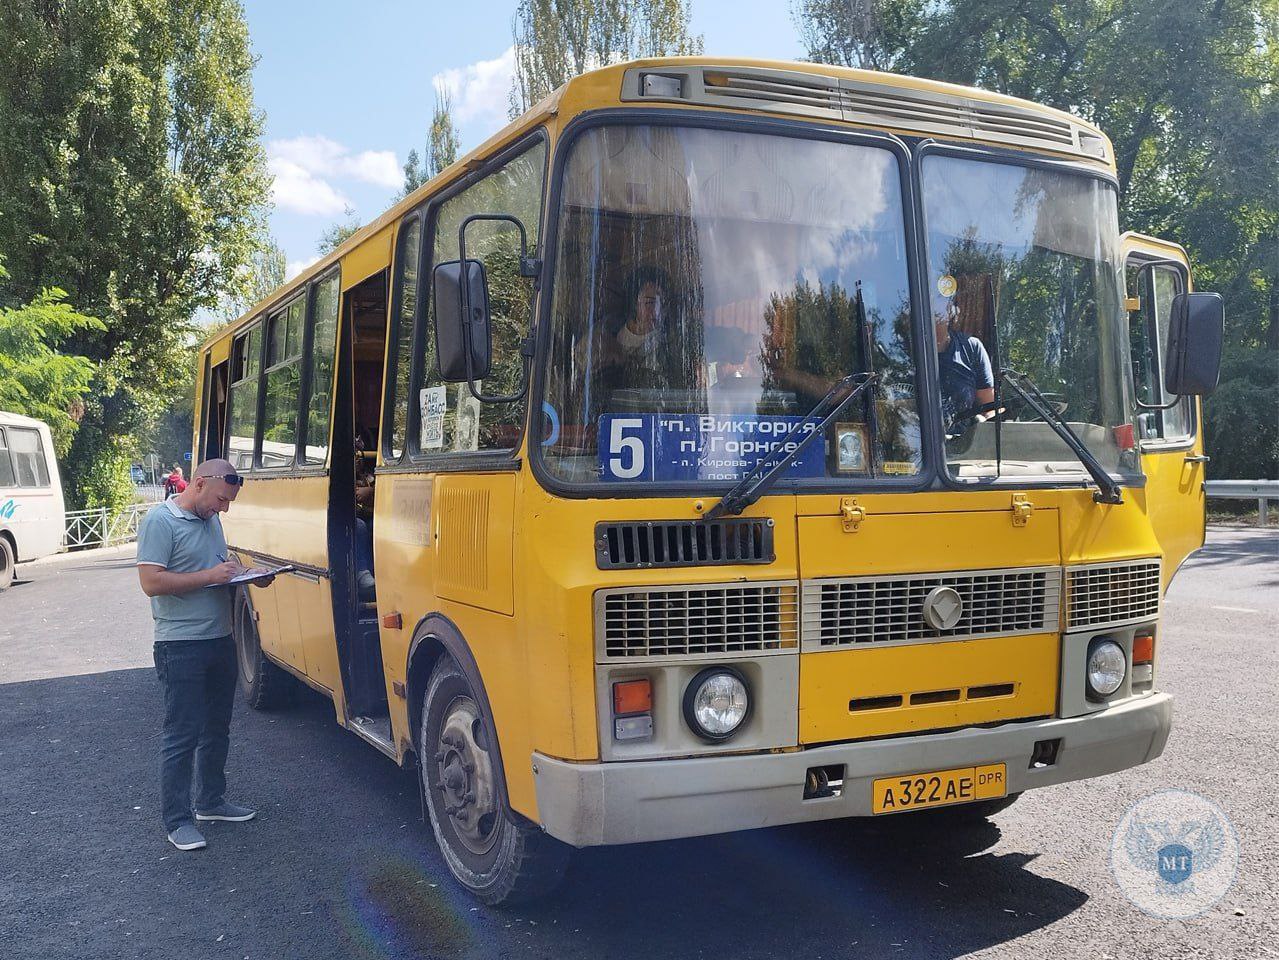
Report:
0,412,65,590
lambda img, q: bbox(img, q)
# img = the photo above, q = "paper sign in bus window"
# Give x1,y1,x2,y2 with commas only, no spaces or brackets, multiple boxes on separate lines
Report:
598,413,825,482
420,386,447,450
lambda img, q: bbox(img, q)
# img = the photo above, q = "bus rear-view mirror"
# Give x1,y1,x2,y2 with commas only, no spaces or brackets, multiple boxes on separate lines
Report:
433,258,492,383
1165,292,1224,396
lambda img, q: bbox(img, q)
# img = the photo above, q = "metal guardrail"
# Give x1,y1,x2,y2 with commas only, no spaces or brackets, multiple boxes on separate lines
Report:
1205,480,1279,525
62,500,160,551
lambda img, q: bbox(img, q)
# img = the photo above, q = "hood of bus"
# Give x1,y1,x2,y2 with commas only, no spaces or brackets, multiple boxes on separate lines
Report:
792,492,1064,744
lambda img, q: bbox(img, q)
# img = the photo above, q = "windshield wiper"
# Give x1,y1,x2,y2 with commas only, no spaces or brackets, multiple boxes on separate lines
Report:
999,367,1123,504
704,372,878,520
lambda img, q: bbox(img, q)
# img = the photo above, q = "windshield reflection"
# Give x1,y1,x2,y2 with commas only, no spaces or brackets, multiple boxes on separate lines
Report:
920,154,1139,480
539,124,922,487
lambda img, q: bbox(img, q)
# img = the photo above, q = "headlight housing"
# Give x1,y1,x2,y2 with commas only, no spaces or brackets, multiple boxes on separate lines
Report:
683,667,751,741
1086,638,1127,700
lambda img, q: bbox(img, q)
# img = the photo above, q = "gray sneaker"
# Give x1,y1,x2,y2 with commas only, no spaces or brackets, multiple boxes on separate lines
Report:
195,802,256,823
167,824,207,851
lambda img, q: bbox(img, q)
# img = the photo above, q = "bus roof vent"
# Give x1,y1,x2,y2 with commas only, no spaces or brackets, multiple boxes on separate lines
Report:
623,65,1091,159
595,518,775,570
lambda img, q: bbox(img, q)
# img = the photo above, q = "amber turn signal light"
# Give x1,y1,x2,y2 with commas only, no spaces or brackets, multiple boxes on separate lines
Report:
612,678,652,715
1133,630,1154,665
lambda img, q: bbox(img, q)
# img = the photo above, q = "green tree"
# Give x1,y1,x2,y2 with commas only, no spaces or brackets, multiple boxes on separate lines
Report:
0,262,103,458
509,0,704,117
0,0,270,509
794,0,1279,478
220,234,287,323
317,205,361,256
399,84,461,200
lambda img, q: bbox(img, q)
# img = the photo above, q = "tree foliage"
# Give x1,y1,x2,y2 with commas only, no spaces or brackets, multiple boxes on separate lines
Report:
794,0,1279,477
317,205,361,256
401,84,461,199
0,0,270,508
0,262,103,458
219,233,287,324
509,0,704,117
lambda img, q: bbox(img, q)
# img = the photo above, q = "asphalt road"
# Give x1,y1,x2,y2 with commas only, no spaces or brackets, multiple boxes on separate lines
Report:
1,530,1276,960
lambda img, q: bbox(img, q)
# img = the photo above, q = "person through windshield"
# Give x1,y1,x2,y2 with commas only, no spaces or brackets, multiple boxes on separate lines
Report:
934,288,995,435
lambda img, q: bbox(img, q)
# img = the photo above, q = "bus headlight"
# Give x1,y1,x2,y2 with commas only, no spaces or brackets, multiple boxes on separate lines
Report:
1086,639,1126,700
683,667,751,741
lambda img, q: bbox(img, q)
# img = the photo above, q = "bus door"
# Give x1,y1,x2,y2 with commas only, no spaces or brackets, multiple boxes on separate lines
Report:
1122,233,1207,588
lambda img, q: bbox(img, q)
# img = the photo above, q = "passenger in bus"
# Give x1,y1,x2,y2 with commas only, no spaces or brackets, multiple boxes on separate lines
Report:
934,302,995,434
354,453,375,599
136,458,273,852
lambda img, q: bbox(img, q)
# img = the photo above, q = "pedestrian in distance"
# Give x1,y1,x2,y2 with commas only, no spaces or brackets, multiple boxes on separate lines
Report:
136,458,274,851
162,465,187,498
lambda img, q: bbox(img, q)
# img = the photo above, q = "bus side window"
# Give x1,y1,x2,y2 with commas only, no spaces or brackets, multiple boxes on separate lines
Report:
302,270,340,466
385,215,423,461
1128,262,1193,442
8,427,50,487
0,428,14,487
418,140,546,455
259,297,305,469
226,323,262,471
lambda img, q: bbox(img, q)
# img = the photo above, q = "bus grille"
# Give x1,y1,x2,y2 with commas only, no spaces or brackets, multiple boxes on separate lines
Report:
801,567,1061,648
595,518,774,569
1067,559,1161,629
596,581,799,660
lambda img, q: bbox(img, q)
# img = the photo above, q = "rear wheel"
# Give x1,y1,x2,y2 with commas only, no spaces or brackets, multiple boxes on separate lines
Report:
420,656,569,905
0,537,13,590
233,588,288,710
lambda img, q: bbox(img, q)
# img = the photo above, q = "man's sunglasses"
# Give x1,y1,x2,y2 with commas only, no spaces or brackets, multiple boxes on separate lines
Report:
198,473,244,486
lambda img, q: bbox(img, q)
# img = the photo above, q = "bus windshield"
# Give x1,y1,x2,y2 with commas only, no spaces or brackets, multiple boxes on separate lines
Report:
538,123,923,488
919,154,1140,481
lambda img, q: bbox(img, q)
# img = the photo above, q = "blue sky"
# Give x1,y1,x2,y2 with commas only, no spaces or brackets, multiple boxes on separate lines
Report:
242,1,806,279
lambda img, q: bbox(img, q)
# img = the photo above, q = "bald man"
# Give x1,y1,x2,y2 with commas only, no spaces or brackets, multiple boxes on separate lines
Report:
137,458,273,850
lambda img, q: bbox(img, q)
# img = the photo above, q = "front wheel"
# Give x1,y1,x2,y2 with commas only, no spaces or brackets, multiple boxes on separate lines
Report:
233,588,288,710
420,656,569,905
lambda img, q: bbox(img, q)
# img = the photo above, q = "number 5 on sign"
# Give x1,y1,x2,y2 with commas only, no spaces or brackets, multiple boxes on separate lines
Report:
608,418,646,480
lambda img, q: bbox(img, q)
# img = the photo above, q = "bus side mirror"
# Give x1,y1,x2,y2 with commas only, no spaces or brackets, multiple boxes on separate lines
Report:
433,259,492,382
1165,292,1224,396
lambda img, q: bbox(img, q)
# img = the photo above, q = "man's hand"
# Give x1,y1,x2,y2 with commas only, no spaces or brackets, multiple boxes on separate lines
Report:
204,561,241,586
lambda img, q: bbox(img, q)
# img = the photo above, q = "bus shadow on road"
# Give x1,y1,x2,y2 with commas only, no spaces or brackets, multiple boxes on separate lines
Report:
526,814,1085,958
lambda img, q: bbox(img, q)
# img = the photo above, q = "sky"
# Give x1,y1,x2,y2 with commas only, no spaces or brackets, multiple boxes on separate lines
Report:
241,0,807,280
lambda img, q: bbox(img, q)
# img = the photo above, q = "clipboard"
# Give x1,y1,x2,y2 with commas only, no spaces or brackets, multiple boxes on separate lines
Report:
205,565,294,588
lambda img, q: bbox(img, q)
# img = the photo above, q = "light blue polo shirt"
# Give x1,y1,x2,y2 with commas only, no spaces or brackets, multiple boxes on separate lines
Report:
136,498,233,642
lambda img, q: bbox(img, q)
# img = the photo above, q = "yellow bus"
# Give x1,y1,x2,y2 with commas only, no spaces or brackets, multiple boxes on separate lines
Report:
195,57,1224,903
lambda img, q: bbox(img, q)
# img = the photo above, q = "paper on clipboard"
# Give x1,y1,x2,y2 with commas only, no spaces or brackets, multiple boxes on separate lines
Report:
205,565,294,588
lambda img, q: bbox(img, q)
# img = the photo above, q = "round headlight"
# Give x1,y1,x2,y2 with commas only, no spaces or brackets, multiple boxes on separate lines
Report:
1086,639,1127,700
683,667,751,741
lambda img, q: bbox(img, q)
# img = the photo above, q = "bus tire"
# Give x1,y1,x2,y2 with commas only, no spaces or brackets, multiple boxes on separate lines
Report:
233,587,287,710
420,656,569,905
0,536,14,590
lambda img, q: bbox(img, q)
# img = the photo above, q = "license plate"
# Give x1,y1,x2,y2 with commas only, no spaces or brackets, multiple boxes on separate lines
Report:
872,763,1007,814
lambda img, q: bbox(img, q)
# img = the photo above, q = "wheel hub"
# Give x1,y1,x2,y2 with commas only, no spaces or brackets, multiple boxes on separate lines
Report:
434,698,498,855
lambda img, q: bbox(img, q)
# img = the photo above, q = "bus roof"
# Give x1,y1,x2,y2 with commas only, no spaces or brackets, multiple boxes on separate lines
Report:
207,56,1113,350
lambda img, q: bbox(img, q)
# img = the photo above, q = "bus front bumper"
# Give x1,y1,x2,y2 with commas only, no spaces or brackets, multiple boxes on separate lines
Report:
530,692,1171,847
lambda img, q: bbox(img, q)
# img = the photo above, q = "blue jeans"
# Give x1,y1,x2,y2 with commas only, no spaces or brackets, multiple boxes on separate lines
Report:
153,637,238,832
355,516,374,574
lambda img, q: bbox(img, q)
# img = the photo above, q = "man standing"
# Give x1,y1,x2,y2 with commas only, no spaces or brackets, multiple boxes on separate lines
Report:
136,458,273,851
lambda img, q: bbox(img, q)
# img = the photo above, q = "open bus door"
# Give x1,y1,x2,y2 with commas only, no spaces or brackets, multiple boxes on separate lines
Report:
1122,233,1209,589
